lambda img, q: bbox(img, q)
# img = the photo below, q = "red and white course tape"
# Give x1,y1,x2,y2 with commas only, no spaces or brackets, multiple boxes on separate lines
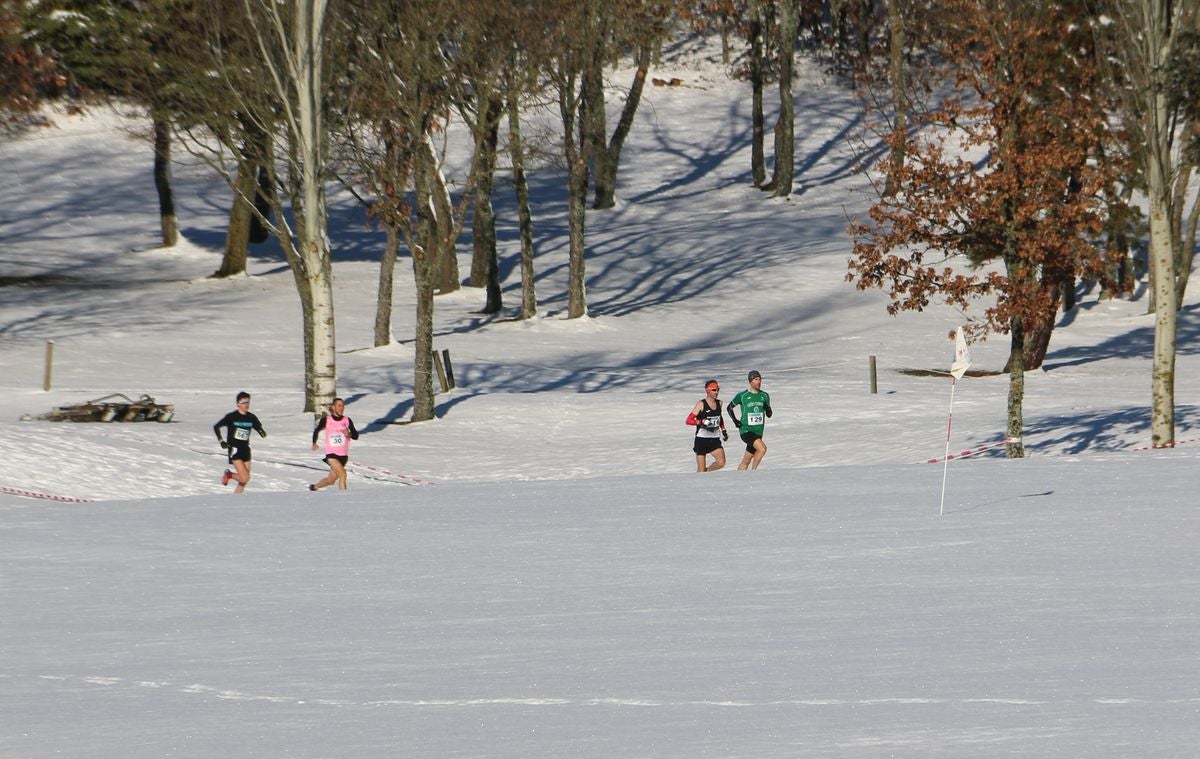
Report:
1130,437,1200,452
0,485,94,503
926,440,1007,464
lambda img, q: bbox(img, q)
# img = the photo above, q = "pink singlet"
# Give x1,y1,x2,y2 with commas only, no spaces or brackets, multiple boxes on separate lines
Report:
323,415,352,456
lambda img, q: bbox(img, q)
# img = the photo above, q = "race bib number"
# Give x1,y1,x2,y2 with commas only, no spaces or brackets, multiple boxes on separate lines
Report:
329,433,346,447
702,416,720,430
234,427,251,441
747,412,764,426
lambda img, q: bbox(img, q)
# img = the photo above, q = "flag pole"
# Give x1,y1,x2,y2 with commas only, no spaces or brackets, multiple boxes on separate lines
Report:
940,326,972,516
939,377,957,517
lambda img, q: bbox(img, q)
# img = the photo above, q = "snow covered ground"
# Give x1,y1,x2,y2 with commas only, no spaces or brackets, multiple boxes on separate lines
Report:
2,43,1199,757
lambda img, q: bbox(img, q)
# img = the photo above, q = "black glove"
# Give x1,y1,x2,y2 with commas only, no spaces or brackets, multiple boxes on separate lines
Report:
722,430,729,441
258,429,268,438
219,440,229,450
765,404,773,418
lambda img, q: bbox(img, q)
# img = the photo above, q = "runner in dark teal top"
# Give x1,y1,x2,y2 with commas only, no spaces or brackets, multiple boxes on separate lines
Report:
213,391,267,493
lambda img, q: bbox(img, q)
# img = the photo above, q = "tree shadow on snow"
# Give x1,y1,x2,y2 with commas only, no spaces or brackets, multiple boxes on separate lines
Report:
356,391,480,435
1024,404,1200,454
1044,302,1200,369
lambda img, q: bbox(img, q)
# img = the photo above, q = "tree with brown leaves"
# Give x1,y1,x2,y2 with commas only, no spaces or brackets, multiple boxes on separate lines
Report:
848,0,1125,458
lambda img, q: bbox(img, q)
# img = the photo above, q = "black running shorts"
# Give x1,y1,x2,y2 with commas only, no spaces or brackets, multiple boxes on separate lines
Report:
740,431,763,454
693,436,723,455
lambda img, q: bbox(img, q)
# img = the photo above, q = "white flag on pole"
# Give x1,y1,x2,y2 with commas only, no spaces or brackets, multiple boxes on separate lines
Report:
950,326,972,380
940,326,971,516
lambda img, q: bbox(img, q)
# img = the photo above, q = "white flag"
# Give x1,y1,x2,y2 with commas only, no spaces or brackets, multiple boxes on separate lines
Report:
950,326,972,380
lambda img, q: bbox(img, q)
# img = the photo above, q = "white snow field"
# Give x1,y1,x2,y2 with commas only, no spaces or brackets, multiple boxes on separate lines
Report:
2,41,1199,758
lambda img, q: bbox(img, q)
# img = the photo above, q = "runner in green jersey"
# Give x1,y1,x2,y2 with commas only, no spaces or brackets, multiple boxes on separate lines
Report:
726,370,772,470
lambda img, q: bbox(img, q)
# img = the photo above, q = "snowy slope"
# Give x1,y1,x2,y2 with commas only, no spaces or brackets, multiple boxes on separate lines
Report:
2,41,1199,757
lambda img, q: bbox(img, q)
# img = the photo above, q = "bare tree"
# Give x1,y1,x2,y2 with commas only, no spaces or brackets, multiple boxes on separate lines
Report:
336,0,496,421
502,49,542,320
748,0,769,186
454,3,519,313
189,0,341,413
1101,0,1194,447
883,0,908,197
545,1,605,319
762,0,799,196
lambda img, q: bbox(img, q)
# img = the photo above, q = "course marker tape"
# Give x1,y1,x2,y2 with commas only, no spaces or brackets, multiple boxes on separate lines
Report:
0,485,94,503
1130,437,1200,452
926,440,1007,464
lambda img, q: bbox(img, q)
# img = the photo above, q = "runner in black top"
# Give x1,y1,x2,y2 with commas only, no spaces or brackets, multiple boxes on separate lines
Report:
213,391,267,494
686,379,728,472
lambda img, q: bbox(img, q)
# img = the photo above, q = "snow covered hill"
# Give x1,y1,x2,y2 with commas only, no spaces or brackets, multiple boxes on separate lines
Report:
2,41,1199,758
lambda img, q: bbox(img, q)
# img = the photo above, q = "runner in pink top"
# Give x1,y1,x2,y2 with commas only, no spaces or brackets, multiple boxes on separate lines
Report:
309,398,360,491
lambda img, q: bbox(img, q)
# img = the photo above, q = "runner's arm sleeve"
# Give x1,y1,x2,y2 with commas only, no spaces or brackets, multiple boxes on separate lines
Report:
726,398,741,428
256,418,267,438
765,403,773,418
312,414,327,445
213,418,225,442
348,419,360,440
685,412,700,426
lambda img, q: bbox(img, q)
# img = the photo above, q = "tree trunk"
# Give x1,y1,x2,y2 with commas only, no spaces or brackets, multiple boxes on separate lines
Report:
1172,124,1197,303
429,147,460,295
768,0,798,197
410,149,439,422
749,0,767,188
507,84,538,320
566,143,589,318
560,72,589,319
1101,177,1135,298
855,0,872,63
374,224,398,346
721,11,732,65
1149,187,1178,447
469,96,501,288
832,0,849,59
592,45,651,209
1062,276,1077,312
276,214,317,415
1005,315,1026,458
471,95,503,313
1022,271,1065,371
1144,0,1178,447
582,47,609,207
1179,179,1200,303
884,0,907,198
152,115,178,247
294,0,336,416
412,243,437,421
249,163,273,244
293,216,336,417
214,161,255,278
1001,192,1026,458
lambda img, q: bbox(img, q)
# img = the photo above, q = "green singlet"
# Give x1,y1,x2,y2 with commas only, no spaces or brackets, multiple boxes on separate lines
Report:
729,389,771,435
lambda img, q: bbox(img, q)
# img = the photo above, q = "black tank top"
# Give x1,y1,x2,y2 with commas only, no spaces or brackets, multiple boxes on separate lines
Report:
695,399,723,436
